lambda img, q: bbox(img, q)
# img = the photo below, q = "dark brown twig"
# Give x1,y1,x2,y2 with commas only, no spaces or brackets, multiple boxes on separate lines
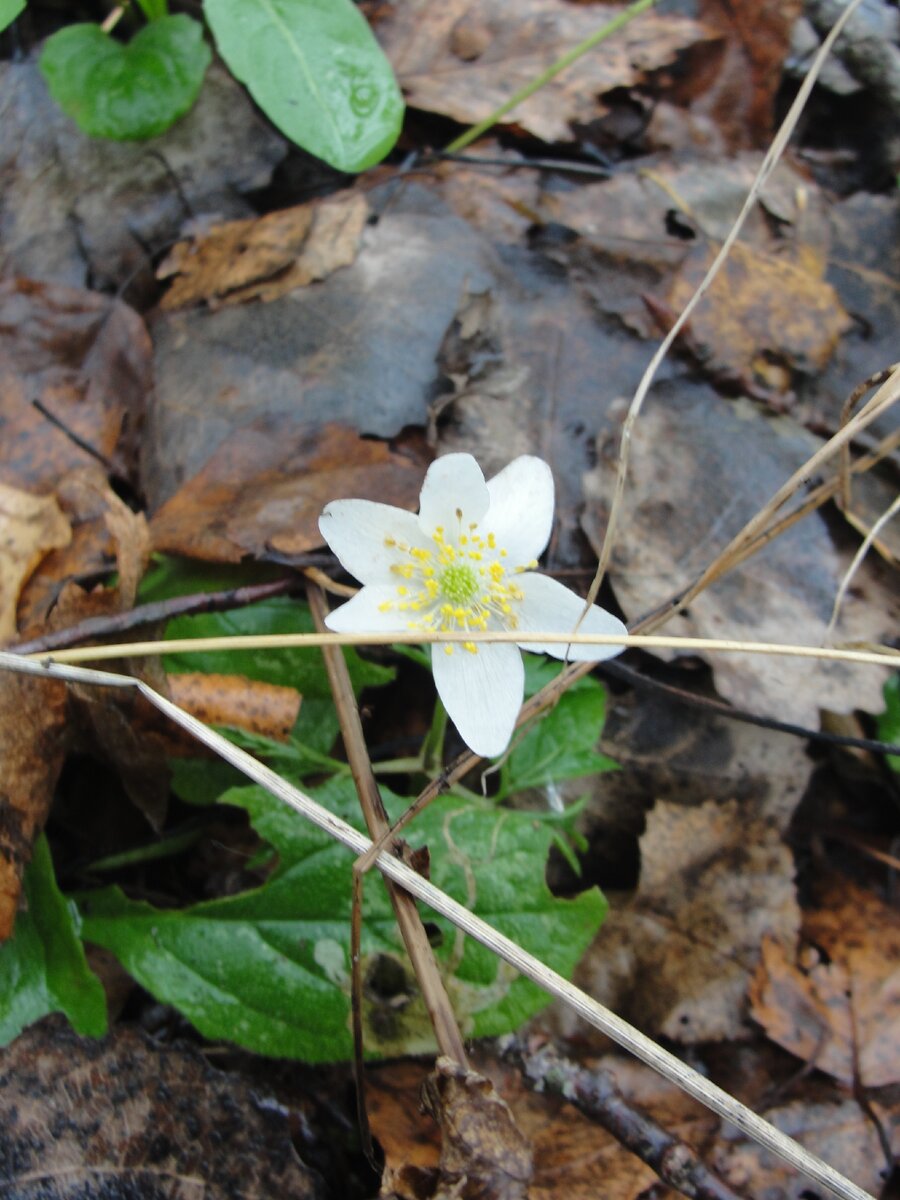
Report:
10,577,308,655
504,1037,747,1200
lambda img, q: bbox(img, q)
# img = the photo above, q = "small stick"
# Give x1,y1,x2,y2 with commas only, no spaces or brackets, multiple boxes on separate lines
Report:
505,1037,746,1200
305,584,469,1156
10,578,300,655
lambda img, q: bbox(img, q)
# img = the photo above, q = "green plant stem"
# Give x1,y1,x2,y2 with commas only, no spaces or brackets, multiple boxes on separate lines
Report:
420,698,448,775
444,0,657,154
134,0,169,21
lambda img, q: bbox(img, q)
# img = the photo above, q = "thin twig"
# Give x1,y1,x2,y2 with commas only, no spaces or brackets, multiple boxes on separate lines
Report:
826,492,900,644
632,364,900,634
305,584,469,1156
600,660,900,758
505,1037,746,1200
582,0,870,613
25,632,897,668
0,650,874,1200
9,578,300,655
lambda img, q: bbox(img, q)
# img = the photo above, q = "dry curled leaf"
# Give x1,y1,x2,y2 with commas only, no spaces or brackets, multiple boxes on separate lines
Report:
0,483,70,642
750,876,900,1087
158,193,369,310
149,421,427,564
378,0,712,143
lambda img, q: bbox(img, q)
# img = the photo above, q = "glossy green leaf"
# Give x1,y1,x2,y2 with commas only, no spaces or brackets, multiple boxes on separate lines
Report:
39,15,211,141
877,675,900,772
502,659,617,796
79,778,606,1060
0,0,25,35
203,0,404,172
0,836,107,1045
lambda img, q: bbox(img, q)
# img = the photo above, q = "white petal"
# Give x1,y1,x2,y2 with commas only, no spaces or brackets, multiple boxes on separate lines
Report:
324,586,413,634
485,456,554,566
319,499,423,586
417,454,490,539
431,641,524,758
514,573,627,661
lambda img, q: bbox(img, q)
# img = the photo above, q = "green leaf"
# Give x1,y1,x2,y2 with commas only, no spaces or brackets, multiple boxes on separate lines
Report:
503,660,617,795
203,0,404,172
164,595,393,700
39,15,211,141
79,778,606,1060
877,675,900,772
0,0,25,35
138,554,284,604
0,836,107,1045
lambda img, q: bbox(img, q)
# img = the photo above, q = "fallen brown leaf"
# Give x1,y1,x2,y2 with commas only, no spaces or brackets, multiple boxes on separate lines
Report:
370,1049,719,1200
158,192,369,310
149,421,427,564
134,672,302,757
665,241,851,383
750,876,900,1087
0,483,71,641
378,0,712,143
573,798,800,1043
582,386,898,724
0,59,286,290
676,0,804,147
0,279,152,491
16,467,149,639
0,672,68,941
0,1019,320,1198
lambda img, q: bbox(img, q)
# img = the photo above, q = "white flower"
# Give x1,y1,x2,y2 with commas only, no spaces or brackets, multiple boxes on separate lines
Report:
319,453,627,758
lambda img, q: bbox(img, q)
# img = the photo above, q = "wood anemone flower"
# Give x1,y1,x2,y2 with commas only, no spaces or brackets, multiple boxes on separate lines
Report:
319,453,627,758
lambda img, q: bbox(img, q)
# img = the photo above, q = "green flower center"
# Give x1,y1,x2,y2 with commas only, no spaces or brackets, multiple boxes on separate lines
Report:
439,563,479,605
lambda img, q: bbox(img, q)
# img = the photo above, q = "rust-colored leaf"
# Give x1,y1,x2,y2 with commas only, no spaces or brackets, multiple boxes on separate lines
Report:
666,241,851,383
0,484,71,642
16,467,150,639
149,422,427,564
158,193,369,310
134,673,302,757
0,673,68,941
750,876,900,1087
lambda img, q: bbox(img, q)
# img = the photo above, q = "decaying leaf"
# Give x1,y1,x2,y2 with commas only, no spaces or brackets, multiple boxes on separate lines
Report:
370,1049,720,1200
0,279,152,492
571,798,800,1043
0,484,71,642
0,673,68,941
715,1096,895,1200
665,241,851,383
750,876,900,1087
143,189,494,509
135,672,302,757
0,1019,321,1199
16,467,150,642
149,421,427,564
0,59,286,290
378,0,712,143
582,385,898,723
158,193,369,310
